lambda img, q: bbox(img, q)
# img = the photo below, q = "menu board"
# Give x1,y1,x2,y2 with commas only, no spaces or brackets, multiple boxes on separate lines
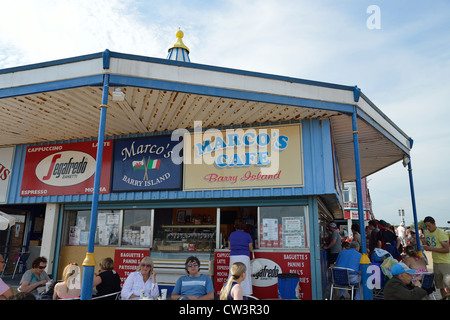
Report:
114,248,150,286
260,216,306,249
282,217,306,248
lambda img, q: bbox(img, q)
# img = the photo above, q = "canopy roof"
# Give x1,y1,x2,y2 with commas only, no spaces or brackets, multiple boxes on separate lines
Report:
0,50,411,182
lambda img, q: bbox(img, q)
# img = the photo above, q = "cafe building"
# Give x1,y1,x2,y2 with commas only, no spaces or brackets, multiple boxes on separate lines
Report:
0,31,413,299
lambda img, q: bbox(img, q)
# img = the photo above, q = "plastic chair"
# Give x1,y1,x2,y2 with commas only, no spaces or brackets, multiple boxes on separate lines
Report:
12,252,30,279
420,273,436,300
329,267,361,300
91,291,122,300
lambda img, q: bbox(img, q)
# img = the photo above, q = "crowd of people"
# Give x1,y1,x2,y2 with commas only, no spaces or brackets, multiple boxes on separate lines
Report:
325,215,450,300
0,218,252,301
1,216,448,301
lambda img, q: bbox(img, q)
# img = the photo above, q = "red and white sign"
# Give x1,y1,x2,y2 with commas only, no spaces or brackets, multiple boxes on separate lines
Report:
0,146,15,203
344,210,370,220
214,251,312,300
114,248,150,286
20,141,112,196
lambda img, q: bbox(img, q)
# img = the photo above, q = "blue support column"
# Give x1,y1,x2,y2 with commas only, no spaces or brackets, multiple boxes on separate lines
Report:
351,110,372,300
407,157,423,255
80,74,110,300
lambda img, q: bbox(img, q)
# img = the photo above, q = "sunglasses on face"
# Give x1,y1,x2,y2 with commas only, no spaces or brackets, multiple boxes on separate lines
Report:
141,264,152,268
38,265,46,269
187,263,198,267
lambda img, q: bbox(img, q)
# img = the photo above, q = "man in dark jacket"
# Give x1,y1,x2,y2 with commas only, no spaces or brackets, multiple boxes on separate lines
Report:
384,262,431,300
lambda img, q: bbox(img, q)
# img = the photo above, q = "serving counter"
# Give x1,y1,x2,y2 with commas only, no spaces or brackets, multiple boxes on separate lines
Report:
214,249,312,300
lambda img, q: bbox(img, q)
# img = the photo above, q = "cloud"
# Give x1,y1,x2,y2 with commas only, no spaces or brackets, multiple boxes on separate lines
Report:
0,0,166,67
0,0,448,226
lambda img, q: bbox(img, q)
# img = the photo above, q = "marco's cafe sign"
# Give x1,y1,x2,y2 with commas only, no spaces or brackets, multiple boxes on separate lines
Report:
180,123,304,191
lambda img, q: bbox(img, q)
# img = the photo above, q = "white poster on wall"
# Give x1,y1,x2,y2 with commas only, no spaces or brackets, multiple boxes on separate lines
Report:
0,147,15,203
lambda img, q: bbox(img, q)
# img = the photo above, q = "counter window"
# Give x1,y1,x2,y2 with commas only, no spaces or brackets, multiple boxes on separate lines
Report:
121,209,152,247
65,210,120,246
259,206,308,249
153,208,216,253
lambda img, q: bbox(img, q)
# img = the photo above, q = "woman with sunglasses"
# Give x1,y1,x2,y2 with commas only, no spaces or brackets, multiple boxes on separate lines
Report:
19,256,53,299
121,256,159,300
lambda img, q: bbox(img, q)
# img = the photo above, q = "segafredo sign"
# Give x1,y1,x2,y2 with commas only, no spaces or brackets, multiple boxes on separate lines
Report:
21,141,112,196
251,258,282,287
35,151,95,186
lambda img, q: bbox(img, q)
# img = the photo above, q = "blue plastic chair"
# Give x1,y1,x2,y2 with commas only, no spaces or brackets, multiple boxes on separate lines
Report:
420,272,436,300
329,267,361,300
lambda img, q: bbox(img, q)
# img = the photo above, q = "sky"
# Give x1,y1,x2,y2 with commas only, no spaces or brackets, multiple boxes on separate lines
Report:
0,0,449,227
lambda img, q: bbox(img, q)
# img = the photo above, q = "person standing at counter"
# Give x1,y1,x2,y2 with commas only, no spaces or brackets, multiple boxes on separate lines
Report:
323,222,342,266
228,219,253,297
121,256,159,300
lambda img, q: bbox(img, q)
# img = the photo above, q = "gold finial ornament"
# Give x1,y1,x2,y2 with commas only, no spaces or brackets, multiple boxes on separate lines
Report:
169,28,190,53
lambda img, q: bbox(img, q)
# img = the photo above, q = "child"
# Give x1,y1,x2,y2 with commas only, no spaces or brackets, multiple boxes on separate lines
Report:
219,262,247,300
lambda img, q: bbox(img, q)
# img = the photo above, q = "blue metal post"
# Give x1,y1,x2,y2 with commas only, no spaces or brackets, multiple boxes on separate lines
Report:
351,110,372,300
80,74,110,300
407,157,422,254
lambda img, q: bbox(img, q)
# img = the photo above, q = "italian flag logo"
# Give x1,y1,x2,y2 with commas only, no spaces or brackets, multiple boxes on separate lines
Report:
147,158,161,170
132,157,161,180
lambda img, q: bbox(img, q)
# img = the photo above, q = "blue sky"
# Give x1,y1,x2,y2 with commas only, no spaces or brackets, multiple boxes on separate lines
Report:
0,0,449,226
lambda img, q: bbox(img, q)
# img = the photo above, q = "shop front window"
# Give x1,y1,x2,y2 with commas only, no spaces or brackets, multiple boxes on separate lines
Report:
259,206,308,249
121,209,152,247
65,210,120,246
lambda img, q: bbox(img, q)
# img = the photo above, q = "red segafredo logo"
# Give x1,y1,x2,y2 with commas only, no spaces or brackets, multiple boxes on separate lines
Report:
35,151,96,186
21,141,112,196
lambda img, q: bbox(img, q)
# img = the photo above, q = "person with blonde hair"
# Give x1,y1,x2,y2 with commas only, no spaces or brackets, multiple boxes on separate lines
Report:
53,262,81,299
121,256,158,300
220,262,247,300
402,245,428,280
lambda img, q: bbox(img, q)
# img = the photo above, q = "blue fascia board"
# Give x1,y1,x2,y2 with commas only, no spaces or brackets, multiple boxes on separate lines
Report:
109,74,355,114
0,75,104,99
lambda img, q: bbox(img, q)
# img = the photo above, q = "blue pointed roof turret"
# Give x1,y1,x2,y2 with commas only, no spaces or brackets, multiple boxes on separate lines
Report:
167,29,190,62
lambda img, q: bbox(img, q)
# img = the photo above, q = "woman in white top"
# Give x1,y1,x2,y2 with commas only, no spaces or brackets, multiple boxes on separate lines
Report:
121,257,159,300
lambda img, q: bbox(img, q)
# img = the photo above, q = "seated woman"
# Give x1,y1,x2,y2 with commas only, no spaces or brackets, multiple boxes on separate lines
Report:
402,245,428,280
121,257,159,300
53,263,81,300
93,257,121,300
19,256,53,299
